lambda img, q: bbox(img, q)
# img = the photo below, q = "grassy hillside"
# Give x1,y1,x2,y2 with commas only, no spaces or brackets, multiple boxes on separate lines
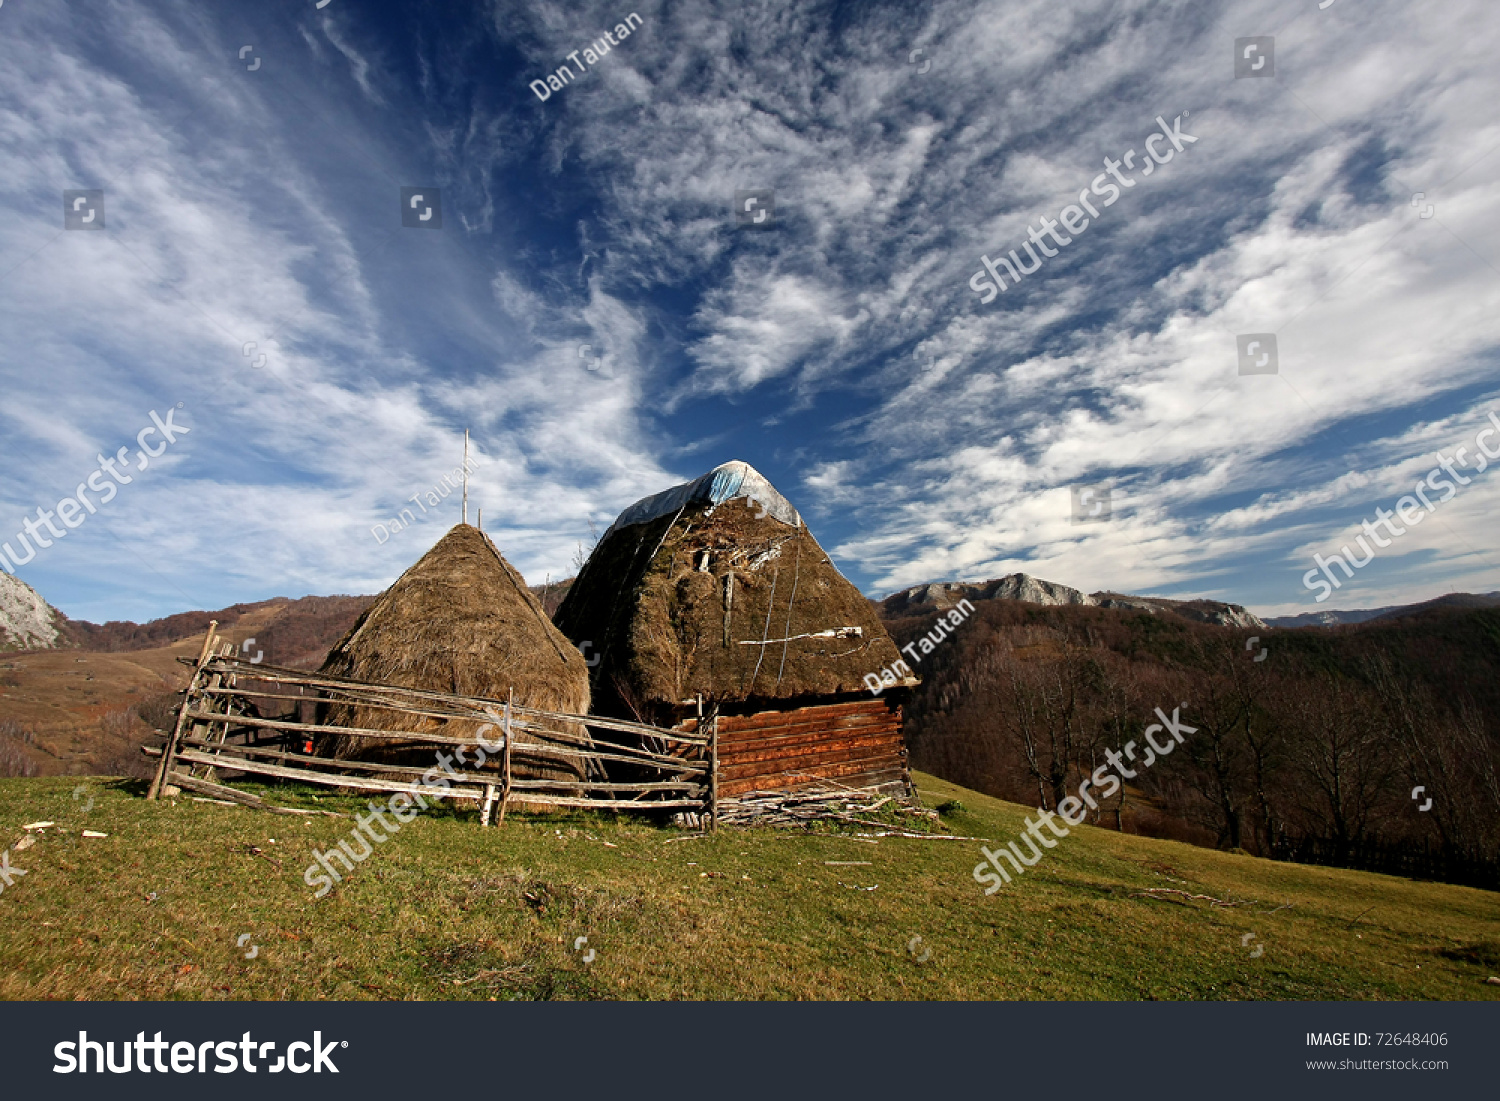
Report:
1,772,1496,1001
0,600,371,780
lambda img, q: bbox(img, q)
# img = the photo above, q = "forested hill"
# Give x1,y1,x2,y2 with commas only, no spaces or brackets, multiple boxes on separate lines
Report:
880,597,1500,889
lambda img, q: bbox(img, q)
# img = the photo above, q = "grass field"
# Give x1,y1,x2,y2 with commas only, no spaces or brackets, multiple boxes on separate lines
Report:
1,771,1497,1001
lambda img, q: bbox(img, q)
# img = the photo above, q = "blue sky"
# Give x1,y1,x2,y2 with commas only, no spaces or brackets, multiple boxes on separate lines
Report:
0,0,1497,623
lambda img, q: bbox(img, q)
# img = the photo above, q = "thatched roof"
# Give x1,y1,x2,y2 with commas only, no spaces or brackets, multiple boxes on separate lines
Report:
318,524,591,772
554,461,911,719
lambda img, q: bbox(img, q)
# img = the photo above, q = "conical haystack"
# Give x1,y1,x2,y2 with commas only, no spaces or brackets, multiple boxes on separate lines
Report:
318,524,592,779
555,460,911,725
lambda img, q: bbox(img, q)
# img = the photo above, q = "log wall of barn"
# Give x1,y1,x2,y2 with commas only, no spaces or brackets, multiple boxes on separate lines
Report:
708,697,910,797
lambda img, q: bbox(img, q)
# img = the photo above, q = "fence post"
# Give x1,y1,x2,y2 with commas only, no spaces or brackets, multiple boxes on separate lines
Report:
497,689,514,825
709,711,719,833
147,621,218,800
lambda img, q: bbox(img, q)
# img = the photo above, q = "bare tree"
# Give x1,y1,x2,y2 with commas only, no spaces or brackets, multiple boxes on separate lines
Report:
1281,675,1394,855
571,518,602,575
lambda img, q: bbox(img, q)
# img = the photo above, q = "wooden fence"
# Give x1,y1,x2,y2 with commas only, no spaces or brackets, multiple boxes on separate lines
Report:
145,624,716,827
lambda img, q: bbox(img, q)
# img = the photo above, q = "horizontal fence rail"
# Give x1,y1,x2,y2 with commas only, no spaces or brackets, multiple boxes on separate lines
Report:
146,634,715,827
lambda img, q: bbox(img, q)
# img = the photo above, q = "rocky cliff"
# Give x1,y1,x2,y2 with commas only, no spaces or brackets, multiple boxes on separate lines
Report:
0,573,66,652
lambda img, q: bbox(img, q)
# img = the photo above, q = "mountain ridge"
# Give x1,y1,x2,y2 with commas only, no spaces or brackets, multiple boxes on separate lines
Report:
1263,591,1500,629
0,574,67,652
879,573,1266,629
8,571,1498,658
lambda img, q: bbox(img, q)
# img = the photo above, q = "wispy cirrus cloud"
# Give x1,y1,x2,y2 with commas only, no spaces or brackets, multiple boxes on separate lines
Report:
0,0,1496,624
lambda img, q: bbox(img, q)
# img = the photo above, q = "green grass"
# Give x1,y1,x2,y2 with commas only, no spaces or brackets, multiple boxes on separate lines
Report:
1,772,1497,1000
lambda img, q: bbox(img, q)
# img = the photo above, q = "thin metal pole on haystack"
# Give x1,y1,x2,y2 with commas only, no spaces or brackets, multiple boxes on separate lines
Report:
462,427,469,525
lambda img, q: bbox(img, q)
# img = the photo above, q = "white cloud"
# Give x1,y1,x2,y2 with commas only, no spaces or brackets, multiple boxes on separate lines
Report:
3,0,1499,625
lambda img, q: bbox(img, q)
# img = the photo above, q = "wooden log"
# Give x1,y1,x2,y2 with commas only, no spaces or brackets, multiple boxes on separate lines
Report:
141,754,348,817
718,763,907,794
149,746,700,807
717,713,899,750
198,681,705,765
718,745,903,778
718,743,906,781
168,747,484,801
167,771,340,817
719,759,905,790
718,723,902,755
166,766,264,806
497,691,513,826
176,736,435,776
196,686,329,706
716,700,895,727
719,764,908,798
175,709,707,774
716,698,893,725
717,729,903,768
171,736,530,787
491,794,705,810
195,657,709,744
507,779,704,793
716,706,898,743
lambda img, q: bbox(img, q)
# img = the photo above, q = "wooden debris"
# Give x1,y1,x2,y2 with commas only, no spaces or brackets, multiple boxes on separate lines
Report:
233,843,282,870
715,784,960,837
1129,887,1256,908
160,763,346,818
717,786,904,827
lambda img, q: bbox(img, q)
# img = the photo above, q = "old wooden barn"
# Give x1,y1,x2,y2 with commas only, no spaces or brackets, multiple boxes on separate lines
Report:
554,460,918,802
